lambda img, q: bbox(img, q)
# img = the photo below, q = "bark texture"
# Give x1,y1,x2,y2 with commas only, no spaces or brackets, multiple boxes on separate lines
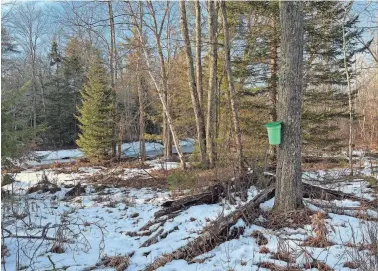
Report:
107,0,117,158
274,1,304,212
342,22,354,176
195,0,203,107
137,61,146,161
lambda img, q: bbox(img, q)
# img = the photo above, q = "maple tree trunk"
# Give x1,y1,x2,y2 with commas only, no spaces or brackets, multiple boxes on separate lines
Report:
274,1,304,212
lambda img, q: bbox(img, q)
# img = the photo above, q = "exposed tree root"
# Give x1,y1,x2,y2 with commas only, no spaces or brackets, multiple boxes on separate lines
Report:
142,186,275,271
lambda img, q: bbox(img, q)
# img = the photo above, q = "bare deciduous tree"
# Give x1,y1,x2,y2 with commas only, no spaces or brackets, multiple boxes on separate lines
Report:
179,0,207,167
220,1,243,173
206,0,218,168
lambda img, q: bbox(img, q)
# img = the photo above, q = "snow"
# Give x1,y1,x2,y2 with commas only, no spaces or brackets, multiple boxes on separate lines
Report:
29,139,195,167
2,154,378,271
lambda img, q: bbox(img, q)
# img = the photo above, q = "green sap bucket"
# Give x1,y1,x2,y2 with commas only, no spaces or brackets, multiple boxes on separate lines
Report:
264,121,282,145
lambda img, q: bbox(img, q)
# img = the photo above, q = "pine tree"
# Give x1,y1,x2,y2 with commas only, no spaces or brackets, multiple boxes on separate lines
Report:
76,53,113,161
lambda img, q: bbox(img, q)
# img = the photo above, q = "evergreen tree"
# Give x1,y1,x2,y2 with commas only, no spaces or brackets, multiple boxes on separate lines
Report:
44,39,85,147
226,1,365,154
76,53,113,161
302,1,365,153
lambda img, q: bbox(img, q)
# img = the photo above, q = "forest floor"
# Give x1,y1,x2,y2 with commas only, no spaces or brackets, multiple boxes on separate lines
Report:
1,150,378,271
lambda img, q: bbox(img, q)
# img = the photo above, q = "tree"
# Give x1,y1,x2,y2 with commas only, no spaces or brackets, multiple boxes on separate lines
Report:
220,1,244,172
128,1,187,168
107,0,118,159
195,1,204,107
206,0,219,168
10,3,46,133
76,53,113,161
179,0,207,167
274,1,304,212
44,39,85,148
1,31,35,167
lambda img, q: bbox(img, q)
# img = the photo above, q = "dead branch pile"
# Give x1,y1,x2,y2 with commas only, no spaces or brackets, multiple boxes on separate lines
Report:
142,186,275,271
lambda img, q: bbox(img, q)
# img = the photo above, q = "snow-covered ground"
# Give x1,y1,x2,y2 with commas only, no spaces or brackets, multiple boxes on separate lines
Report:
29,139,195,166
2,154,378,271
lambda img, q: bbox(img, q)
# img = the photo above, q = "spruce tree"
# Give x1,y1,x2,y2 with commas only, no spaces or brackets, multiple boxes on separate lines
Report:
76,53,113,161
44,39,85,148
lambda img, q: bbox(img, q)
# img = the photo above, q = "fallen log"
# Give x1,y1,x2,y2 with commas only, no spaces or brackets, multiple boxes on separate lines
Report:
139,174,361,237
302,182,359,201
152,177,356,221
154,184,225,219
142,186,275,271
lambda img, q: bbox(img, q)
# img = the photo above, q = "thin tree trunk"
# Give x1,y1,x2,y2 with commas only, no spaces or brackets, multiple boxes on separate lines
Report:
129,1,185,168
179,0,207,167
342,22,354,176
108,0,117,158
137,60,146,162
31,55,38,135
195,0,203,107
220,1,243,173
274,1,304,212
206,0,218,168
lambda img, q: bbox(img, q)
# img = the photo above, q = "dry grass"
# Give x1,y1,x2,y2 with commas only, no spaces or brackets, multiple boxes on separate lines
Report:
303,260,334,271
257,262,301,271
259,209,314,230
303,212,334,248
259,246,270,254
251,230,268,246
49,244,65,254
343,261,360,269
99,255,130,271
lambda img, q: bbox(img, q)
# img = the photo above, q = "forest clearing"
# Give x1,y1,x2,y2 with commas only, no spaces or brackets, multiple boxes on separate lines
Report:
1,1,378,271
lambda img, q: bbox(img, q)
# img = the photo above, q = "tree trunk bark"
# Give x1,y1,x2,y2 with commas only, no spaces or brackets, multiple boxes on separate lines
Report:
274,1,304,212
220,1,243,173
206,0,218,168
342,22,354,176
195,0,203,107
108,0,117,158
179,0,207,167
137,61,146,162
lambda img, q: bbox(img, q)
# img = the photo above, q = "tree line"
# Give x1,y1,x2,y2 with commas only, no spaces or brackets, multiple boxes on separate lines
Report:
1,1,377,171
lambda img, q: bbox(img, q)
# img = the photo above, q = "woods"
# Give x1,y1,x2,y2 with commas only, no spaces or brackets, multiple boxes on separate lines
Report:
3,1,376,167
1,1,378,271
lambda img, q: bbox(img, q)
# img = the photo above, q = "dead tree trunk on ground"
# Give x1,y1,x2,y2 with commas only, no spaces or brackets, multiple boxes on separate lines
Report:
142,186,275,271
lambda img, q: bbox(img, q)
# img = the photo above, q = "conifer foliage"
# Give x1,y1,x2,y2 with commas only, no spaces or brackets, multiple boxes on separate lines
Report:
76,54,113,161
